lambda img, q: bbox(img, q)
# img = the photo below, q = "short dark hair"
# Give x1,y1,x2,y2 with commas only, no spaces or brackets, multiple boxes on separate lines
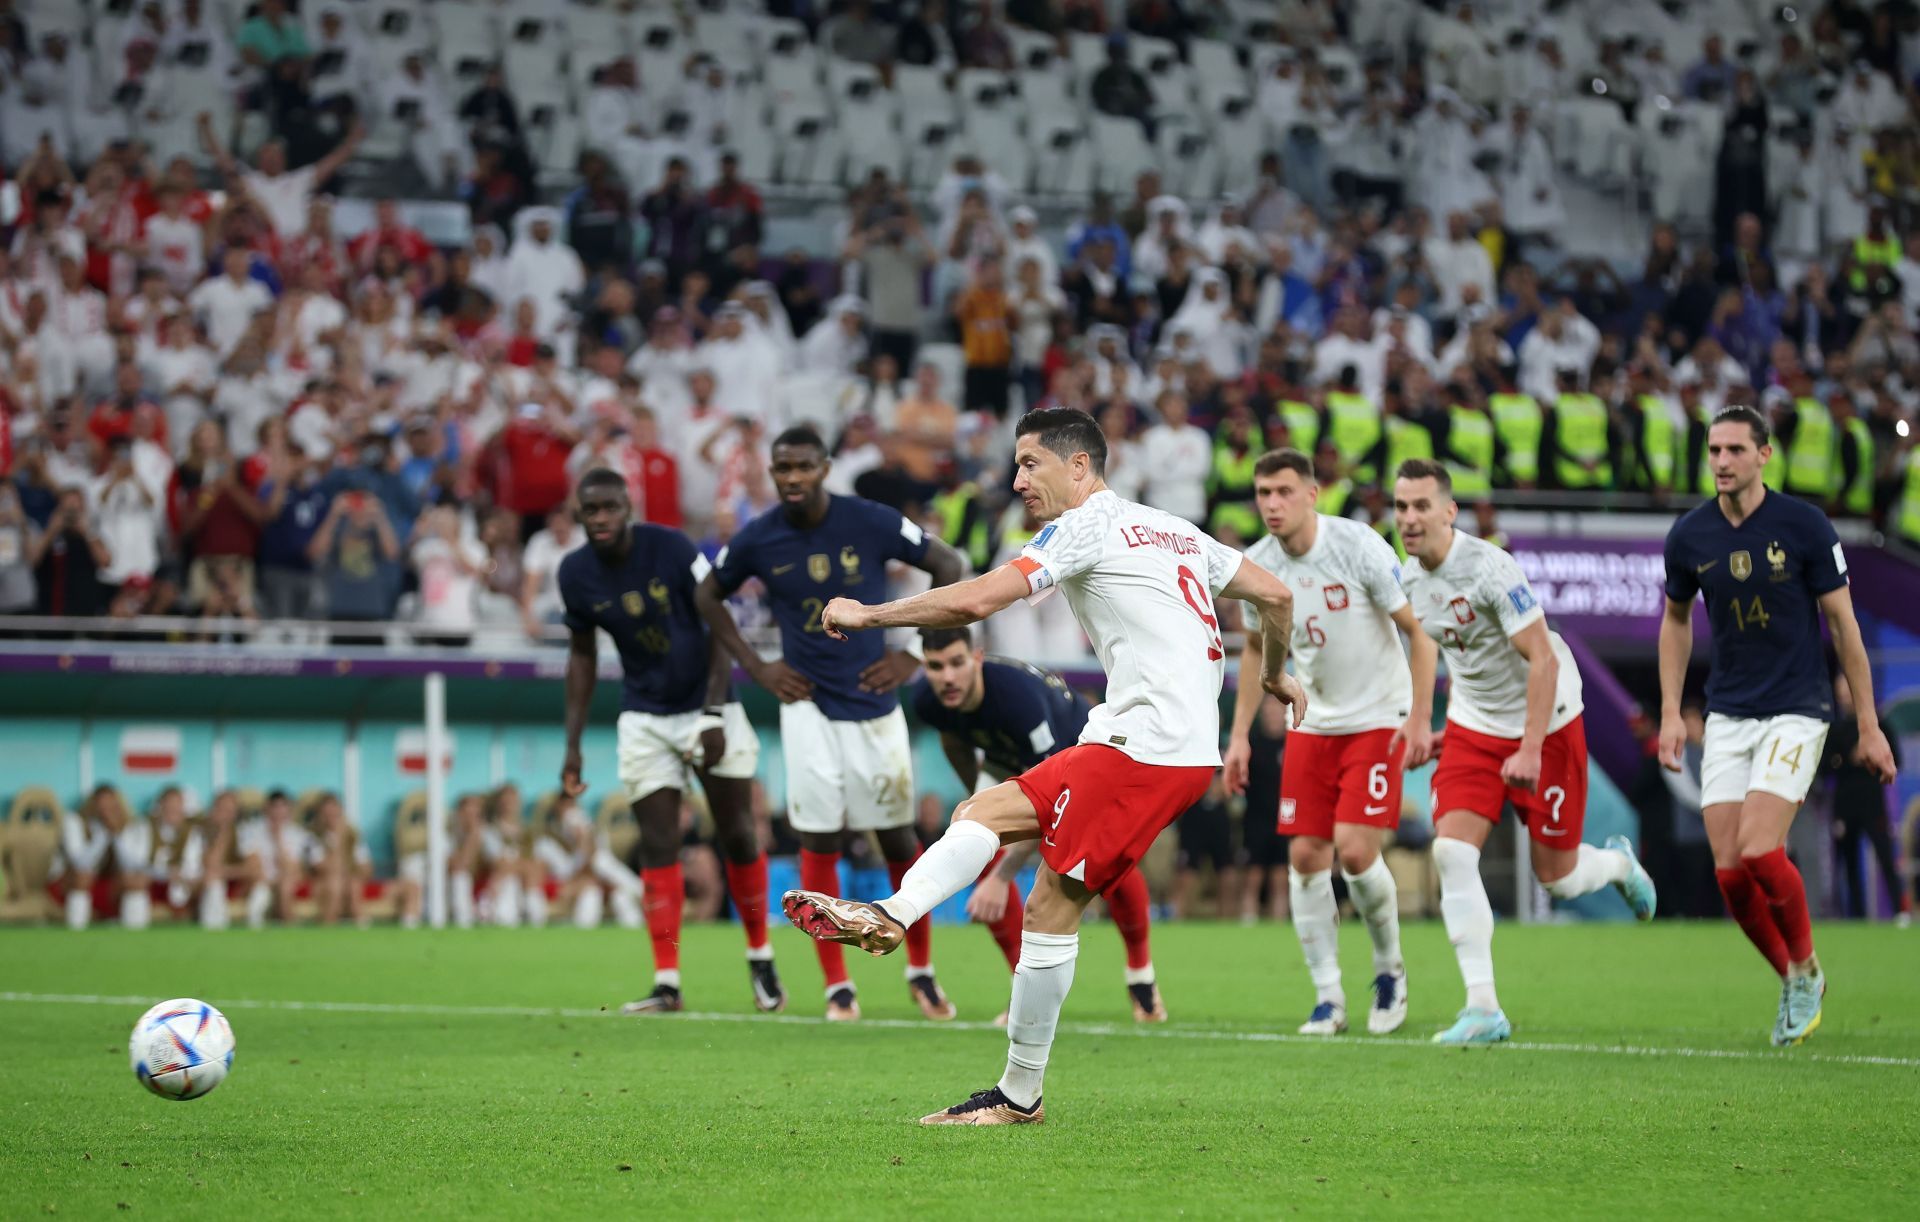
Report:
1254,448,1314,480
1711,404,1769,447
1014,407,1107,476
577,467,628,497
918,626,974,653
771,424,828,456
1395,458,1453,495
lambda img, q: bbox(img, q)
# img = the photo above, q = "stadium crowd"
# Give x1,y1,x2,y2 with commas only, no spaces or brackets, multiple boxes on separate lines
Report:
0,0,1917,655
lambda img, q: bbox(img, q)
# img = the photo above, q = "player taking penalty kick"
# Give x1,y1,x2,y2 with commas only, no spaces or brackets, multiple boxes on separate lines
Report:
1393,459,1657,1046
781,408,1308,1125
558,470,782,1015
1223,449,1438,1036
1657,406,1896,1046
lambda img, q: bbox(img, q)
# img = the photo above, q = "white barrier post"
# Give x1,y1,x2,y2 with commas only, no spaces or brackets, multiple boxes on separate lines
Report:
425,671,448,929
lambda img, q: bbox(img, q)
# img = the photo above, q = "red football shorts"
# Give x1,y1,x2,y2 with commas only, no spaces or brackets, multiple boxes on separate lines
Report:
1013,744,1215,894
1430,717,1588,847
1277,727,1405,840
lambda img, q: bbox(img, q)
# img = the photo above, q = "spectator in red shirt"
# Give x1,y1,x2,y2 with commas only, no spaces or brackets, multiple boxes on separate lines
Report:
347,200,433,275
87,360,163,456
172,420,266,616
702,152,764,280
483,401,578,538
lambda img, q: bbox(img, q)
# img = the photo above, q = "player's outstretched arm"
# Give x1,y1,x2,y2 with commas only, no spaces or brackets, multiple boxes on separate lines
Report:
1220,556,1307,727
1820,586,1899,782
1389,604,1438,768
821,563,1032,638
1503,619,1559,790
1656,597,1694,772
561,628,597,798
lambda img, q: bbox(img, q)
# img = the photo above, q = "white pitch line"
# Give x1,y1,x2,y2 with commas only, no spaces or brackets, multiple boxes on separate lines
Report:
6,990,1918,1069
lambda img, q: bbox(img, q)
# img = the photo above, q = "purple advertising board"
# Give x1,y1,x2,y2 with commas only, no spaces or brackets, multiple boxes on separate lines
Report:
1502,534,1697,650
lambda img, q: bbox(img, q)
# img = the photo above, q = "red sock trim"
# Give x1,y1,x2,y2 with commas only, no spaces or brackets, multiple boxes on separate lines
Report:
639,864,685,973
1743,849,1814,964
724,854,770,951
798,850,848,986
887,848,932,971
1105,866,1154,971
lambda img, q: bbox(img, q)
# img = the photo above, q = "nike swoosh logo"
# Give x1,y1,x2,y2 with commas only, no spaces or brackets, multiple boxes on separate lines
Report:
591,601,612,611
1695,560,1718,573
1363,805,1388,816
771,563,796,575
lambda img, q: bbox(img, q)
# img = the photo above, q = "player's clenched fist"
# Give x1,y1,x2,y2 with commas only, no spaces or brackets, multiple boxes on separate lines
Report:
1264,671,1309,728
821,596,872,640
1656,712,1688,773
1499,744,1542,791
1854,724,1898,784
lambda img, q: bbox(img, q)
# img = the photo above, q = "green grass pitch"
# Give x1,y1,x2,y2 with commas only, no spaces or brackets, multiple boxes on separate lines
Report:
2,919,1914,1218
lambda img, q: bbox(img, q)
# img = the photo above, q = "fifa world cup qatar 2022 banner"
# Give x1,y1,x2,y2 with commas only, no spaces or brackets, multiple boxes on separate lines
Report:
1501,535,1700,649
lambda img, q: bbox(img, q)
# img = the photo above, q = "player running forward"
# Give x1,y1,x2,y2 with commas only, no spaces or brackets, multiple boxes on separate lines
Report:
1657,406,1896,1046
913,626,1167,1023
1222,449,1438,1037
559,468,785,1015
694,426,968,1022
1393,459,1657,1046
781,408,1307,1124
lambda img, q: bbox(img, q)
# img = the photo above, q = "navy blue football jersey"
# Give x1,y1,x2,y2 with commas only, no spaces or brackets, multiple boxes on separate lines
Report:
911,658,1091,779
710,494,931,720
1663,492,1848,721
558,525,715,715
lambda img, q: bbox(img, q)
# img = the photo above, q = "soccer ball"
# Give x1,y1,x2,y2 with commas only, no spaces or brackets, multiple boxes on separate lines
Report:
129,999,235,1100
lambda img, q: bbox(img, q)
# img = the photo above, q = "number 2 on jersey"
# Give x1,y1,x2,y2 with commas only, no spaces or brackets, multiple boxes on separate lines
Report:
1175,565,1224,660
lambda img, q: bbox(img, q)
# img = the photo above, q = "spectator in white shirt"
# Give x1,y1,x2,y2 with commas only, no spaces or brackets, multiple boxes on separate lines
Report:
379,52,470,193
1138,390,1212,524
188,247,274,359
1311,305,1385,400
198,110,363,236
409,506,486,642
143,313,218,454
92,437,163,588
519,507,581,639
1516,300,1601,402
1426,210,1496,319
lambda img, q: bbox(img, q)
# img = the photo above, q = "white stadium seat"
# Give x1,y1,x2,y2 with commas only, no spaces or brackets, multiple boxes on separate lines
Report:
433,4,499,89
1189,39,1248,111
1090,114,1159,195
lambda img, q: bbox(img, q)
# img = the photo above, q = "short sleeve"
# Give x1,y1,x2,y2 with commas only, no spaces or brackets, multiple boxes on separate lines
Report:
557,559,592,634
1012,508,1103,595
882,504,931,565
1802,513,1847,597
709,529,755,594
1484,547,1547,639
1202,532,1244,596
1662,525,1699,605
1355,528,1409,613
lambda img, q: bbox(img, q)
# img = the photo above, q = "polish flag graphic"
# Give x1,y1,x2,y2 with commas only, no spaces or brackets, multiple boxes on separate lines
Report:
120,726,182,774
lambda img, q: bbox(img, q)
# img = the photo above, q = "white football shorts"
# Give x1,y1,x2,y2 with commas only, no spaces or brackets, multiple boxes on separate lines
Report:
616,702,759,804
779,701,914,834
1700,713,1831,808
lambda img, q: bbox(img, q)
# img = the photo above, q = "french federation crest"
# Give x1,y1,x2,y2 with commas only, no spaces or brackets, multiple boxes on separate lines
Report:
1730,550,1752,581
622,591,645,616
808,553,831,582
840,546,861,579
1766,542,1787,580
647,577,670,608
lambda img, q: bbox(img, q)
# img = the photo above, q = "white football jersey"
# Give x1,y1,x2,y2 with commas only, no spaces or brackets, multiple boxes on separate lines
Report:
1401,529,1583,740
1242,515,1412,735
1015,489,1244,767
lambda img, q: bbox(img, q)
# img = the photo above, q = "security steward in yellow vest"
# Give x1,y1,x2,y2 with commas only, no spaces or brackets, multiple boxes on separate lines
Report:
1545,367,1614,489
1679,380,1719,496
1325,366,1382,484
1438,382,1501,499
1488,374,1545,489
1620,364,1678,493
1207,410,1263,541
1767,376,1840,505
1830,391,1876,518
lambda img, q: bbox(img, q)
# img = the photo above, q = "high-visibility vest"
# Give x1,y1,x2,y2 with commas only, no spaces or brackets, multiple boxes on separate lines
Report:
933,482,995,571
1852,233,1901,290
1635,395,1676,490
1552,393,1612,488
1690,420,1716,495
1383,414,1435,482
1898,453,1920,544
1489,392,1543,484
1785,397,1836,499
1319,478,1354,517
1326,392,1380,483
1276,400,1320,455
1763,435,1787,491
1208,442,1262,540
1371,514,1407,560
1445,406,1496,497
1841,417,1874,514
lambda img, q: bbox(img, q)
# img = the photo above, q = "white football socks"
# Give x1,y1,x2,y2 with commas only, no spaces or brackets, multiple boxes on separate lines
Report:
609,888,642,929
1432,837,1498,1013
1541,843,1632,901
65,889,91,931
880,819,1000,927
246,882,272,929
492,876,523,927
199,883,229,930
120,888,151,931
1289,867,1344,1006
573,886,604,929
450,871,475,928
998,930,1078,1109
1342,855,1403,974
524,880,549,927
